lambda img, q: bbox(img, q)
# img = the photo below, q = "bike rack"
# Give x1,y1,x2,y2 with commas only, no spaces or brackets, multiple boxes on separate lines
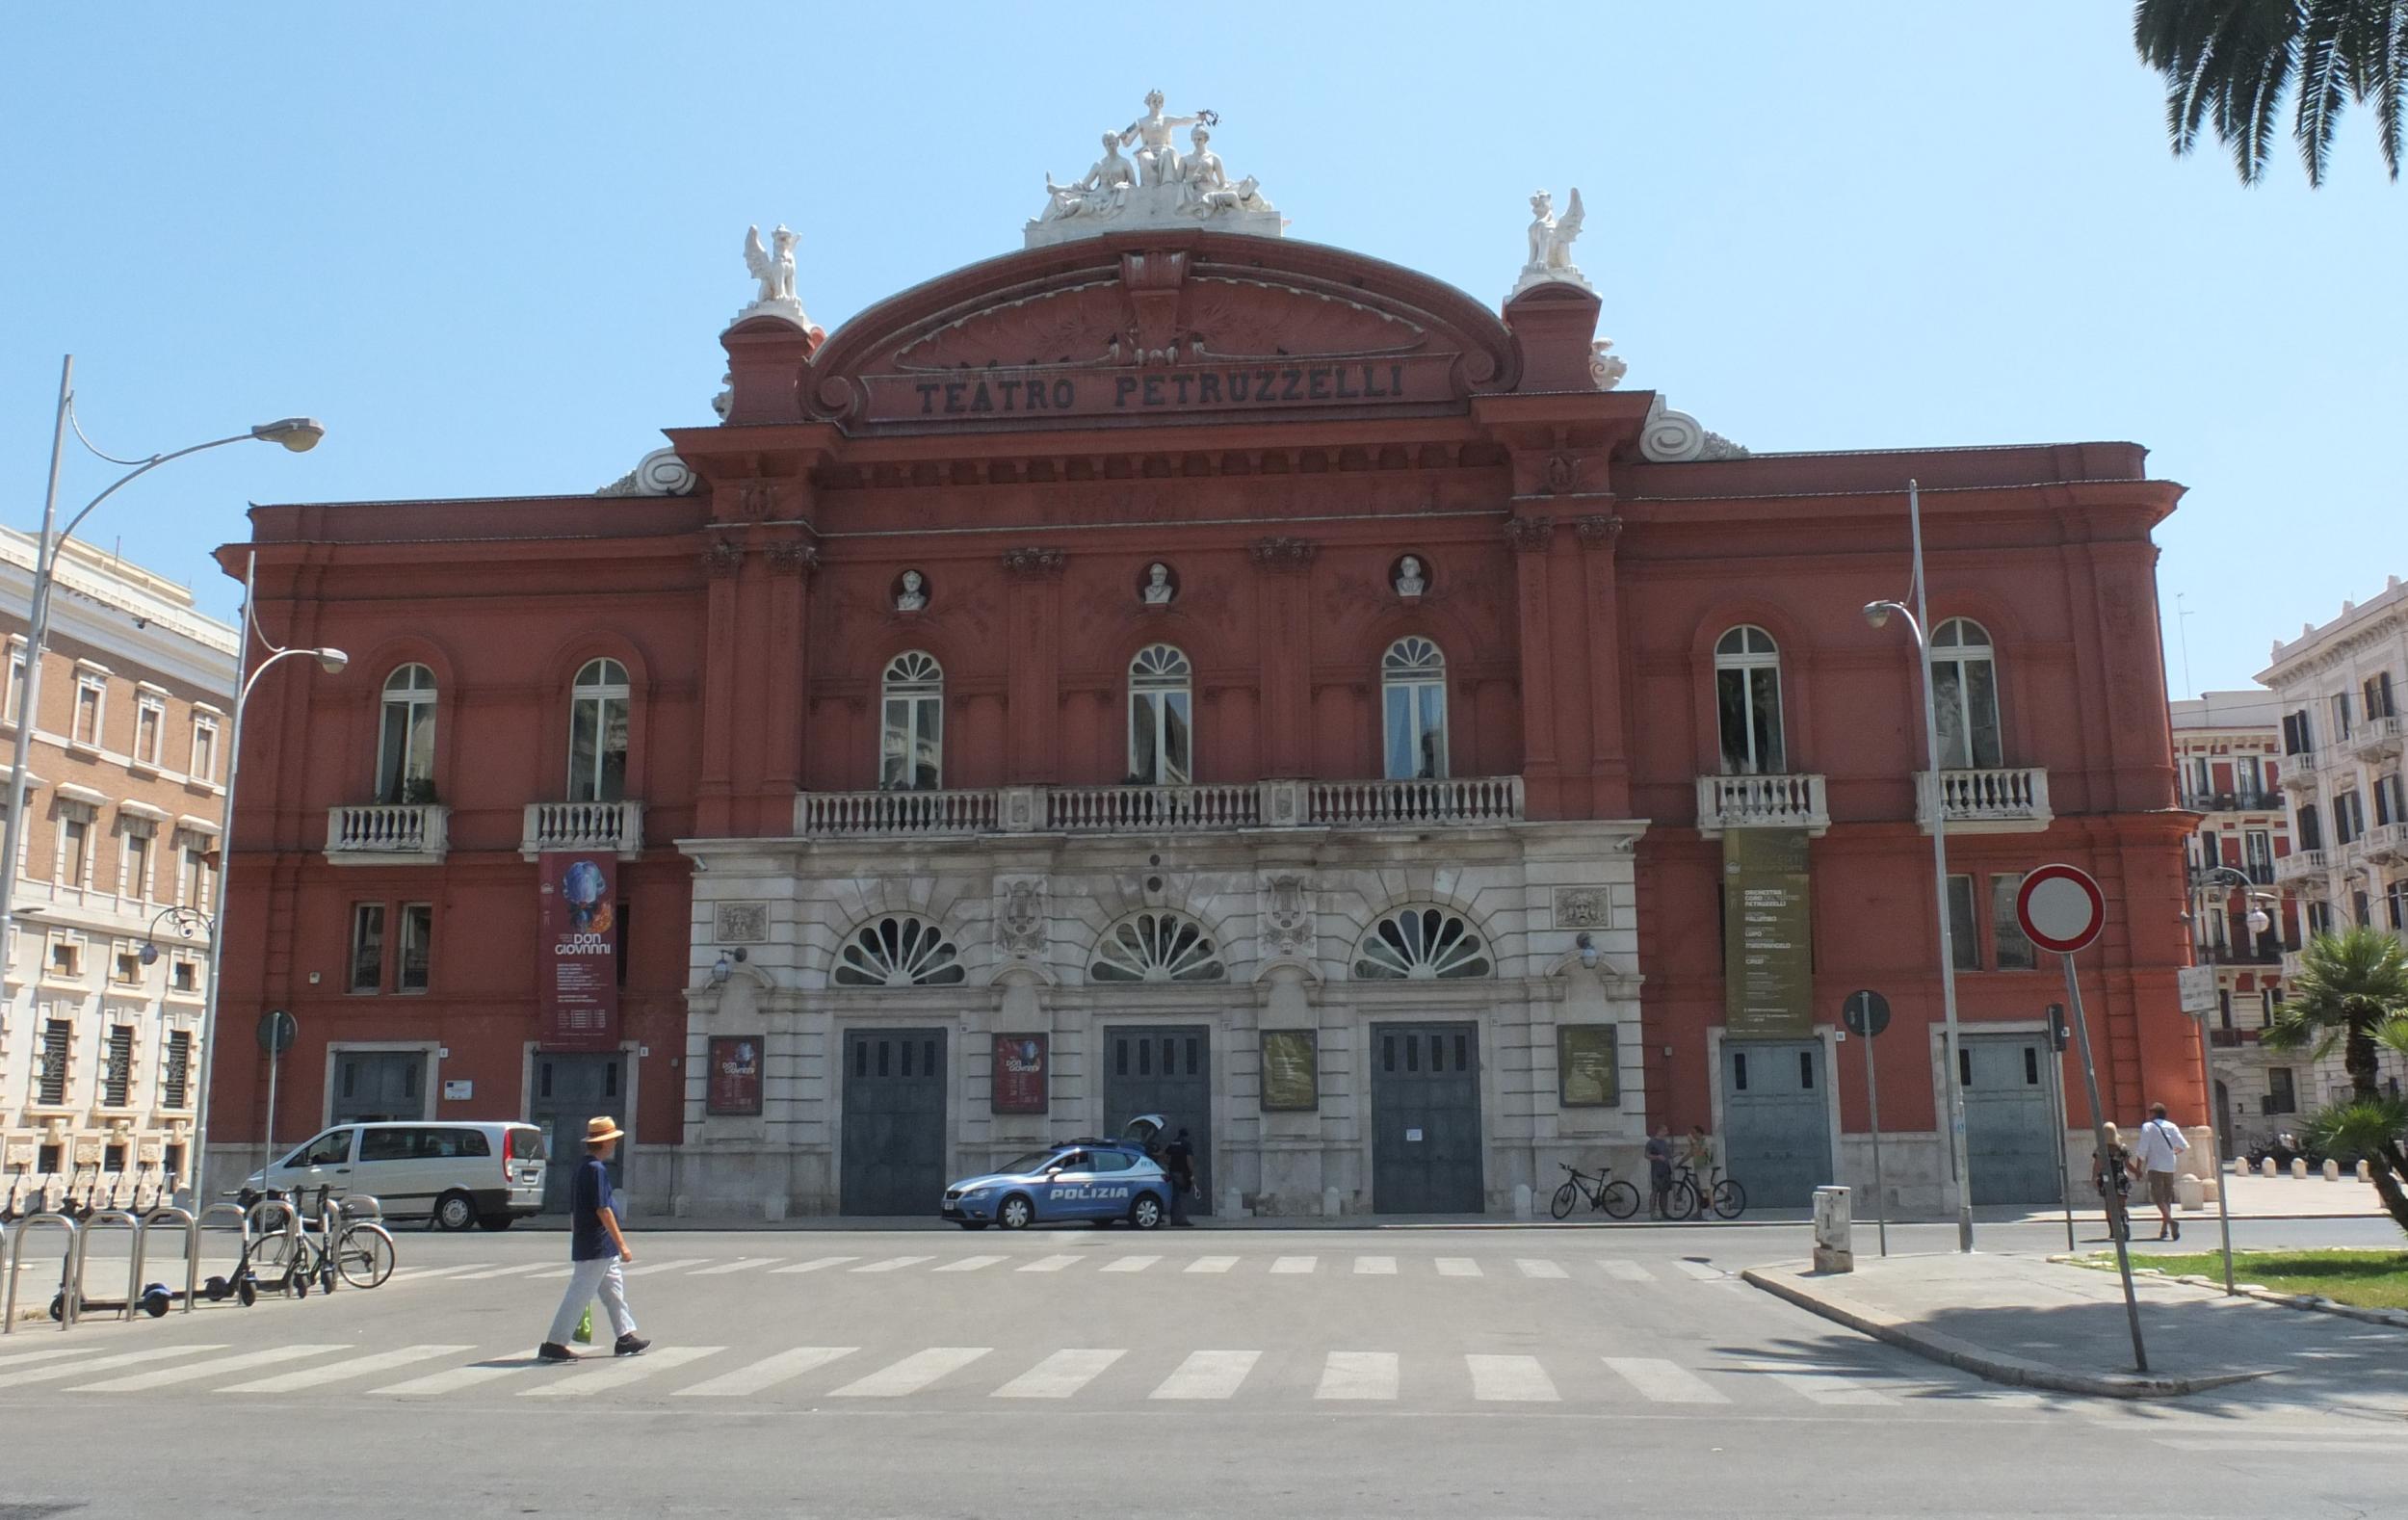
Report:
245,1197,304,1297
191,1202,251,1306
66,1209,144,1323
2,1212,78,1334
140,1206,197,1314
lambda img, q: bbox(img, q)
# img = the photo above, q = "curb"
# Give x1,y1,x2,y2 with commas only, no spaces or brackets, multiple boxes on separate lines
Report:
2053,1255,2408,1333
1740,1263,2274,1400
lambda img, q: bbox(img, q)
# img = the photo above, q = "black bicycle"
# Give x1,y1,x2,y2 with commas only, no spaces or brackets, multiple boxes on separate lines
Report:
1668,1163,1747,1221
1550,1162,1641,1220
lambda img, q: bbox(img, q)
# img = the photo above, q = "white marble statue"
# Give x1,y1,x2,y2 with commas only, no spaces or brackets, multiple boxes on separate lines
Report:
1511,188,1591,298
1589,338,1627,390
1041,133,1138,223
896,569,928,613
1394,556,1426,598
1121,90,1214,187
737,223,813,328
1142,563,1176,605
1181,125,1271,217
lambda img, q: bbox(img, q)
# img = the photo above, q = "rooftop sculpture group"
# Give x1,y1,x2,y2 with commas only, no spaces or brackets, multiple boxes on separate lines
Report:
1028,92,1281,247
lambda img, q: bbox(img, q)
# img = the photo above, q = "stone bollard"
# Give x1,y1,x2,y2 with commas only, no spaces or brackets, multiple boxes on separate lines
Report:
2323,1160,2342,1182
2360,1160,2373,1182
2201,1174,2220,1205
2175,1173,2205,1212
1812,1186,1854,1273
2262,1157,2279,1177
763,1192,788,1223
2292,1158,2309,1180
1220,1187,1243,1219
1513,1183,1533,1220
1322,1187,1343,1219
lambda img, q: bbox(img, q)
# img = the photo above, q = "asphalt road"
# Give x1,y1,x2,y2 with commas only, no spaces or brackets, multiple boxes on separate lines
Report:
3,1217,2400,1519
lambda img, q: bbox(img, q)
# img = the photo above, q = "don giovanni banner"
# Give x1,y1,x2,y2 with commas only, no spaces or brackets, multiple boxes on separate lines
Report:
539,852,618,1050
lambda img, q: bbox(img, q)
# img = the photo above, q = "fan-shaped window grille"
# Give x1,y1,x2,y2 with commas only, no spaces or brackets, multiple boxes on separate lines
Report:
833,914,965,986
1352,904,1492,980
1090,911,1226,983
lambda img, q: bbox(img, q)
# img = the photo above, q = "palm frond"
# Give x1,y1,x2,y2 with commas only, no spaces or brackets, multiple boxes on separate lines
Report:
2134,0,2408,184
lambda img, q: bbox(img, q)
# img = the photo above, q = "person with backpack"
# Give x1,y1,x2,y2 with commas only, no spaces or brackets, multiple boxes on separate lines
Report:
2133,1101,2191,1241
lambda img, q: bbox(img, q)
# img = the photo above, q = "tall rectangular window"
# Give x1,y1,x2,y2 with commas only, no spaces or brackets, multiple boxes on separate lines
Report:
37,1018,71,1105
2266,1067,2296,1114
191,715,219,783
1990,875,2038,970
2386,879,2407,931
350,904,386,994
2374,773,2404,828
2243,829,2274,883
102,1025,134,1107
61,816,90,887
1946,874,1981,971
123,829,152,902
398,903,432,992
2296,803,2323,852
2332,691,2356,739
2335,789,2366,845
2307,900,2335,937
71,678,103,747
162,1029,193,1110
134,696,165,766
2237,754,2265,806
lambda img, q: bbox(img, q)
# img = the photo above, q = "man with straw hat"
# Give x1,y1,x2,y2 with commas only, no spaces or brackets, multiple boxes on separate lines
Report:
537,1114,649,1362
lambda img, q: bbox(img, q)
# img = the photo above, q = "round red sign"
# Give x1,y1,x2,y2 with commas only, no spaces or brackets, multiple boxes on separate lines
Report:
2015,864,2106,955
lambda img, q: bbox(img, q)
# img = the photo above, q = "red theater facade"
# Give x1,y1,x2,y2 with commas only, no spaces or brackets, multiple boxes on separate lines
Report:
209,210,2198,1220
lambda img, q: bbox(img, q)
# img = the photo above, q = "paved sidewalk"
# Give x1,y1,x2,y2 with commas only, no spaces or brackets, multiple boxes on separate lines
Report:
1744,1249,2408,1407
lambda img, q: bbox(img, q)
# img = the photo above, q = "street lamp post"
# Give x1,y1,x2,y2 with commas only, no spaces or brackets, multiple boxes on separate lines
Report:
0,356,330,1207
2188,862,2275,1296
1863,479,1976,1253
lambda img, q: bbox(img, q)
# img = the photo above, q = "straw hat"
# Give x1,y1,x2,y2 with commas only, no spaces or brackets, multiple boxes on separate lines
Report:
585,1115,625,1144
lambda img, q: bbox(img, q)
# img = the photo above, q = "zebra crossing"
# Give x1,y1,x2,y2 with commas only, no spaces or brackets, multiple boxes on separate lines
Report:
383,1250,1736,1288
1,1333,2012,1411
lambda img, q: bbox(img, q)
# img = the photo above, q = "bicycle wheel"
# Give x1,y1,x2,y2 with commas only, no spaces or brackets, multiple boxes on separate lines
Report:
1602,1180,1641,1219
1711,1179,1747,1219
1662,1180,1698,1221
337,1224,396,1289
1549,1181,1579,1220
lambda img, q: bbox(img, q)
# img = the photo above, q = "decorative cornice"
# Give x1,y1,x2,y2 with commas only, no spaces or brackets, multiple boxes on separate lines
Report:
1250,536,1320,572
1001,546,1068,578
1503,515,1555,553
1573,513,1623,547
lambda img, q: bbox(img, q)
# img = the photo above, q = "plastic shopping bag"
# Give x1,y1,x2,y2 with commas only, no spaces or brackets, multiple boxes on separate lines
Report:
573,1305,594,1345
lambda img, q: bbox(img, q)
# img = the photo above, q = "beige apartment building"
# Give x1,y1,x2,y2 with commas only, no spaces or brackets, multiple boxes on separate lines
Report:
0,527,235,1213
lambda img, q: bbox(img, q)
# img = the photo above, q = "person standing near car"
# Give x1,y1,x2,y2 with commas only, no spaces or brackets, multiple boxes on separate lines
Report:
2133,1101,2190,1241
1165,1127,1196,1226
538,1116,649,1363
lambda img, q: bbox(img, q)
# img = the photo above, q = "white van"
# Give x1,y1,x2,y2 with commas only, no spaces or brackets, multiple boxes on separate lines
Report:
245,1121,547,1231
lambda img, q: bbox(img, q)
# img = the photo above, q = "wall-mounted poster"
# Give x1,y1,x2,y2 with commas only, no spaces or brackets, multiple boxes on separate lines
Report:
1260,1030,1319,1112
992,1033,1049,1114
1722,826,1814,1039
1557,1025,1619,1107
539,852,618,1050
706,1036,763,1115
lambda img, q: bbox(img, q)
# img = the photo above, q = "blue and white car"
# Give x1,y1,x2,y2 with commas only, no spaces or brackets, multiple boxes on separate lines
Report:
942,1117,1173,1231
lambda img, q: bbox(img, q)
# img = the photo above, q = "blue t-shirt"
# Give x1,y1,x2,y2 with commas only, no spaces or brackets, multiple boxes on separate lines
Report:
570,1156,615,1262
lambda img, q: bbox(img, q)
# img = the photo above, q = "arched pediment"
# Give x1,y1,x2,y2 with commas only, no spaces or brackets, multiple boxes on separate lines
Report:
804,232,1519,433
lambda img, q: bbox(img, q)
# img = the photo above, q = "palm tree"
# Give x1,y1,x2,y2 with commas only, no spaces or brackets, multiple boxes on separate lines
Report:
2262,925,2408,1232
2133,0,2408,185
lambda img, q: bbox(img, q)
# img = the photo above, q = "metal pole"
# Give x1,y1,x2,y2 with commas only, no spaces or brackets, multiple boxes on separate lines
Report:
2051,1018,2076,1251
262,1034,279,1181
2061,950,2148,1374
0,356,74,959
1910,481,1976,1253
1861,1017,1887,1257
188,553,257,1208
2195,1007,2237,1294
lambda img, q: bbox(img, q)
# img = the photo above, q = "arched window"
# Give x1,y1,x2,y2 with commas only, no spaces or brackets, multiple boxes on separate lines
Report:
1128,644,1192,785
567,659,629,802
1090,910,1226,983
1352,904,1492,980
1714,626,1785,774
879,651,944,792
1381,637,1450,780
1931,618,2002,770
832,914,965,986
376,664,437,803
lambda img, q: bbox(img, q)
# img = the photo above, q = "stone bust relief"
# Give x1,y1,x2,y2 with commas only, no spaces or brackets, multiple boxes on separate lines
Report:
1141,562,1177,606
896,569,928,613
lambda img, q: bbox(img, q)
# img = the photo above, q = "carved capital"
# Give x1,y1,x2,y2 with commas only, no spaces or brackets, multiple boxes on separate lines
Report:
766,540,820,575
1574,513,1624,548
700,538,746,577
1503,515,1556,553
1002,546,1068,578
1250,536,1319,572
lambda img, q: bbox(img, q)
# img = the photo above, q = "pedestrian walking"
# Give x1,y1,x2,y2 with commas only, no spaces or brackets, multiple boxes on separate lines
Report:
1165,1127,1196,1226
2091,1121,2133,1243
538,1115,649,1363
1682,1126,1714,1220
1644,1125,1674,1219
2133,1101,2190,1241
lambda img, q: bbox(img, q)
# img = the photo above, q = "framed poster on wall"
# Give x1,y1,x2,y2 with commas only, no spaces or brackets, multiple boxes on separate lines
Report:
706,1036,763,1115
992,1033,1049,1114
1557,1025,1620,1107
1260,1029,1319,1112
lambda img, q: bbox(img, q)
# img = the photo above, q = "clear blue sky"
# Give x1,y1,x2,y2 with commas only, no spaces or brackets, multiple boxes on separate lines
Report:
4,2,2400,695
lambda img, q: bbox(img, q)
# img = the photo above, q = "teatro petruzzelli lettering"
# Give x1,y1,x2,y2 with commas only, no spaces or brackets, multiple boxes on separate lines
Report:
910,361,1416,417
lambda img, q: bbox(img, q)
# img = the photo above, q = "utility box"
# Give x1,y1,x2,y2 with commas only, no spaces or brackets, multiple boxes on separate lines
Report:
1812,1185,1854,1273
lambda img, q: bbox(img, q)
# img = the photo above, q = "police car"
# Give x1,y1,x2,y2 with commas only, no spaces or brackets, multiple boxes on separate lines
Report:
942,1115,1175,1231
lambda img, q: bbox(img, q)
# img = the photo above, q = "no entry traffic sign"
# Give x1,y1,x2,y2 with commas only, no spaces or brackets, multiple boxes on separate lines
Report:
2016,864,2106,956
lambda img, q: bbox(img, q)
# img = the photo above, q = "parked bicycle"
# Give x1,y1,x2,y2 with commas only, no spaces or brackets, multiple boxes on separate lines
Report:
1550,1162,1641,1220
246,1186,397,1291
1666,1163,1747,1221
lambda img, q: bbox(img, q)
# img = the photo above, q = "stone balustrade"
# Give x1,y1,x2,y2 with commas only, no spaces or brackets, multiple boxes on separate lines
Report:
792,776,1527,838
1915,766,2052,833
521,799,645,859
325,803,450,864
1693,773,1830,836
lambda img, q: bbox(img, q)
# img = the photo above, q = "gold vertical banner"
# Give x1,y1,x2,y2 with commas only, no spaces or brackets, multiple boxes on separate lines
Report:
1723,826,1813,1038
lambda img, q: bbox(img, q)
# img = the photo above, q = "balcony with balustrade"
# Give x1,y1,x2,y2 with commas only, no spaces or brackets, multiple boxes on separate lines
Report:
2271,848,2329,889
2278,758,2320,793
325,804,450,865
521,800,646,860
792,776,1526,839
1914,766,2052,834
2356,821,2406,865
2350,713,2403,764
1693,773,1830,837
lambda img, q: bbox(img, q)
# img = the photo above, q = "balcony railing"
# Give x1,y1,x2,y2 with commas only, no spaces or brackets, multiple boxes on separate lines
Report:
2183,789,2283,815
2278,759,2319,792
2360,821,2407,864
522,800,645,859
792,777,1526,838
1694,773,1830,836
2272,848,2328,885
1916,766,2052,834
2350,713,2403,762
325,804,449,864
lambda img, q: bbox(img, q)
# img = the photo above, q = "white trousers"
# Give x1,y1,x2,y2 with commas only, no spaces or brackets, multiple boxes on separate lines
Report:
546,1256,637,1345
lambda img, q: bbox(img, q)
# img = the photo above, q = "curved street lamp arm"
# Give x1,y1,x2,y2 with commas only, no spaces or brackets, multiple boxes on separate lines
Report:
48,433,256,558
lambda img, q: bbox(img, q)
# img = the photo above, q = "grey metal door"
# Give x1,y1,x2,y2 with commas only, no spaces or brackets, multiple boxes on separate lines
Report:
1102,1025,1212,1217
841,1028,948,1217
531,1052,627,1212
328,1050,427,1126
1720,1040,1832,1210
1371,1022,1483,1215
1959,1034,2062,1206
